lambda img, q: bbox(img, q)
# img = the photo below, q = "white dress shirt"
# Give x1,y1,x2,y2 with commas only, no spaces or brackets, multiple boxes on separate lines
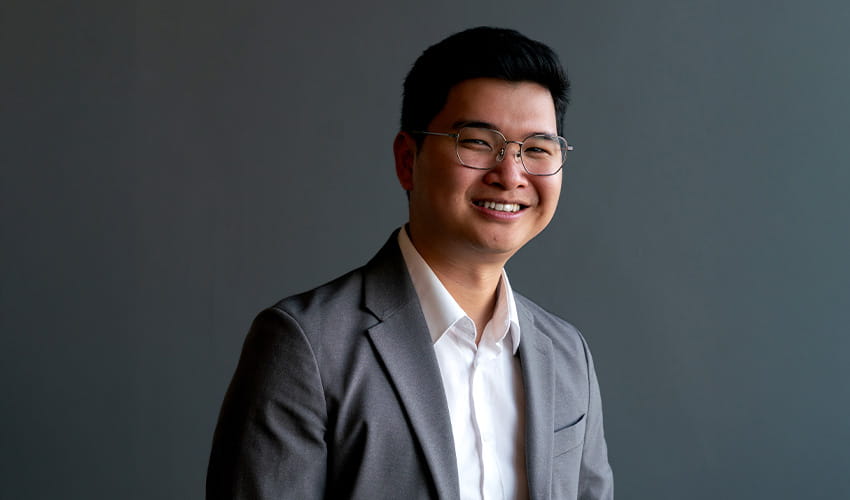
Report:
398,228,528,500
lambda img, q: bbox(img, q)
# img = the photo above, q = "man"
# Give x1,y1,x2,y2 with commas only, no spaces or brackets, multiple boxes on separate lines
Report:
207,27,613,499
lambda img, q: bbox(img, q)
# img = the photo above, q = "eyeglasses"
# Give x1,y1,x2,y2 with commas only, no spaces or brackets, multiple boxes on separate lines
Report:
412,126,573,176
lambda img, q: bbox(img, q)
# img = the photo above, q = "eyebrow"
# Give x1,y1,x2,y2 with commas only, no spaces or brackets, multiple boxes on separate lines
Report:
451,120,497,130
450,119,556,137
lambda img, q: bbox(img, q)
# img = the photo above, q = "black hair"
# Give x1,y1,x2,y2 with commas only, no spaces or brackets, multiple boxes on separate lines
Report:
401,27,570,140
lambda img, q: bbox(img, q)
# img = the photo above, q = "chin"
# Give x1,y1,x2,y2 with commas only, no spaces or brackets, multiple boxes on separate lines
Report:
471,236,528,257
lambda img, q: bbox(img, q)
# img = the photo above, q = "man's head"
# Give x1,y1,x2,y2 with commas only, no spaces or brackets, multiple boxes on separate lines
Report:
401,27,570,140
394,27,571,266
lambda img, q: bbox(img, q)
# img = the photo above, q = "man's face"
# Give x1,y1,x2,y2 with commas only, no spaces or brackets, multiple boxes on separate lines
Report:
395,77,562,265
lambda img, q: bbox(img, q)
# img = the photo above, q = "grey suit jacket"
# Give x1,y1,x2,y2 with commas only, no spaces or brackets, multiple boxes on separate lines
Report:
207,232,613,499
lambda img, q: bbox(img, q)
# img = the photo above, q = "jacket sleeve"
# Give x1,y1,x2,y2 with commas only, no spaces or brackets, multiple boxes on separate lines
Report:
578,339,614,500
206,307,327,499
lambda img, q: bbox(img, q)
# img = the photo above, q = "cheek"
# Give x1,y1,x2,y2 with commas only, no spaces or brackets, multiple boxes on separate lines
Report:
537,178,562,210
412,149,456,188
416,162,478,200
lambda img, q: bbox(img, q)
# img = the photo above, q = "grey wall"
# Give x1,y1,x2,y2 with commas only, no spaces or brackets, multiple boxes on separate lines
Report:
2,0,848,498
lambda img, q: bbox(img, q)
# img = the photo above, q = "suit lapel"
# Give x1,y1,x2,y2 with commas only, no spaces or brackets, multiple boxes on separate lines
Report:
362,233,460,500
517,303,555,500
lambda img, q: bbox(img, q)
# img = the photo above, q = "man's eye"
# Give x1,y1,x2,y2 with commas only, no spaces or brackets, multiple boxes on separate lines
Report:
459,139,493,150
524,146,553,157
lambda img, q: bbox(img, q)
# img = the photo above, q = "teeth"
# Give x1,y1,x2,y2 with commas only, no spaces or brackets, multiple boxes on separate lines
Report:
478,201,521,212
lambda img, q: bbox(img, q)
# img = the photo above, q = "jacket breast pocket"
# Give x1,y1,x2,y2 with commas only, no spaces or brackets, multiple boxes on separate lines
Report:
551,414,586,499
553,413,586,457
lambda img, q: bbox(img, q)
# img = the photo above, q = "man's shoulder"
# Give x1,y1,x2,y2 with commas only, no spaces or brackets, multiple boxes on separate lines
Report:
263,230,410,333
514,291,579,333
514,291,591,357
240,264,377,367
261,263,375,340
274,265,367,315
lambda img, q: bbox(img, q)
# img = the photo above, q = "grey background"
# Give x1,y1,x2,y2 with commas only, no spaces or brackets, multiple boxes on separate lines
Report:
2,0,848,498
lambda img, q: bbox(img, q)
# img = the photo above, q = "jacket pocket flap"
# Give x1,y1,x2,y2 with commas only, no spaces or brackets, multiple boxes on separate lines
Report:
553,413,585,457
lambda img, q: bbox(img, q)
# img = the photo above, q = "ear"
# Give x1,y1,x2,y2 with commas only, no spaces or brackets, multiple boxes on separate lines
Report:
393,131,416,191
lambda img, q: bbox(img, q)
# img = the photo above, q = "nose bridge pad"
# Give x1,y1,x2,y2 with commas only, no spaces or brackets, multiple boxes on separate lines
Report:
508,142,523,164
497,142,523,164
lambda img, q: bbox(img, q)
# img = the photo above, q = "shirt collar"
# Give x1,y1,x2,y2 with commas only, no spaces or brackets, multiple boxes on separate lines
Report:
397,226,521,353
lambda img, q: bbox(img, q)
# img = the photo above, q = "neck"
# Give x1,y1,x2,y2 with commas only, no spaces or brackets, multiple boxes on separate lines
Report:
406,227,507,343
432,264,501,344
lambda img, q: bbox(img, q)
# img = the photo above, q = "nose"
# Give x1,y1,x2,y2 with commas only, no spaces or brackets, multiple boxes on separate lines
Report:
486,143,526,189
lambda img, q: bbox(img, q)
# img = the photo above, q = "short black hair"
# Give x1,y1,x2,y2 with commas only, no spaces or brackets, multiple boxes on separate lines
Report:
401,27,570,138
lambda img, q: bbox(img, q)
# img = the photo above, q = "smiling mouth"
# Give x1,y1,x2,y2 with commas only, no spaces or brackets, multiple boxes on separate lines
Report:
474,200,526,213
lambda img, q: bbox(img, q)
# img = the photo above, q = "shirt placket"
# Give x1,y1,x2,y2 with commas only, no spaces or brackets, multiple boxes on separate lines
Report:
471,340,504,500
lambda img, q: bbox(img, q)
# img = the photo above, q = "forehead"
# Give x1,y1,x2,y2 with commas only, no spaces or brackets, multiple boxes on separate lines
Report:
431,78,557,136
